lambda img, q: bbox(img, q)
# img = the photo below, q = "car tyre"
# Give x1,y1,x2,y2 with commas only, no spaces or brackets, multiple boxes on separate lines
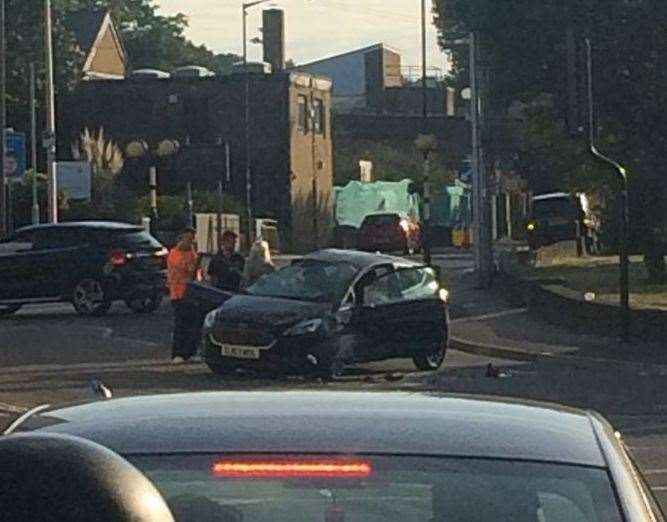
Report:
72,278,112,317
412,341,447,371
125,294,163,314
0,304,21,316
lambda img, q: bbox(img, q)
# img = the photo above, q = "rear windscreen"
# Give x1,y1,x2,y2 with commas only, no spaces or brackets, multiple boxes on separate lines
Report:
533,198,580,219
111,230,163,250
362,215,400,226
130,454,623,522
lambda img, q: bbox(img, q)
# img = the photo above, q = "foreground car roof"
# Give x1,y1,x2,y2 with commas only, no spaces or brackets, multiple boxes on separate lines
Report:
32,392,606,466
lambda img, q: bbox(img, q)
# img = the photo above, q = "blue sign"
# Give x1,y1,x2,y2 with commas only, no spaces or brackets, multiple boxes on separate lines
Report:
4,132,27,180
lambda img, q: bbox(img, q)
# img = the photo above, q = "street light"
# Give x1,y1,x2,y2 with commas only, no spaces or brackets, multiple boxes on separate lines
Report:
242,0,273,248
443,31,492,287
585,38,631,341
126,139,180,232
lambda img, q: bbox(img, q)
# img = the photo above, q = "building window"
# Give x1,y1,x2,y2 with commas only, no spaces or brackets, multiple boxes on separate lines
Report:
313,98,325,135
297,95,308,132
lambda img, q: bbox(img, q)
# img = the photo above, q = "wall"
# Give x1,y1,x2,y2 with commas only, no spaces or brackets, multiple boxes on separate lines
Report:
383,48,402,88
87,25,125,78
297,50,366,99
289,76,334,252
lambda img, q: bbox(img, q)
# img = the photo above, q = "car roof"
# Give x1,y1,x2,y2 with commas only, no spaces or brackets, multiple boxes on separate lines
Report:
305,248,422,269
532,192,572,201
15,221,143,234
30,391,606,466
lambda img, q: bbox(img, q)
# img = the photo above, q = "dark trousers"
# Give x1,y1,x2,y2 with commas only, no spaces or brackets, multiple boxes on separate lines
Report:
171,299,199,359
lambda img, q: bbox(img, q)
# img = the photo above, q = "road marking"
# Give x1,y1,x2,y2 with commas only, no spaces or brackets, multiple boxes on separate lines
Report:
0,401,28,414
452,308,528,324
0,358,178,376
644,469,667,475
652,486,667,492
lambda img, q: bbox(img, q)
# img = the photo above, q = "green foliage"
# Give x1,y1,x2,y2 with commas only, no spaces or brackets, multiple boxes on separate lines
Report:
137,191,246,232
434,0,667,263
335,139,455,188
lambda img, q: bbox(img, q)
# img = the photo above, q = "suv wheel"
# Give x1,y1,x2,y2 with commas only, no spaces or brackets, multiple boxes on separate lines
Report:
125,294,162,314
412,341,447,371
72,278,112,317
0,304,21,316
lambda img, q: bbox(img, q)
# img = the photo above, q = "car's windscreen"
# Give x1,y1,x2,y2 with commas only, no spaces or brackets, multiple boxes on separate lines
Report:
130,454,623,522
245,260,358,303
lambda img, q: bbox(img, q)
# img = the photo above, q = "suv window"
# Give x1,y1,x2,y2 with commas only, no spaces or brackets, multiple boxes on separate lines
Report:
103,230,162,250
31,229,88,250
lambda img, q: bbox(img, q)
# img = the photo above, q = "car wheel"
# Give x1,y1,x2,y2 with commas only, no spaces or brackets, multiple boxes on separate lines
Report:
72,278,112,317
412,341,447,371
125,294,162,314
0,304,21,316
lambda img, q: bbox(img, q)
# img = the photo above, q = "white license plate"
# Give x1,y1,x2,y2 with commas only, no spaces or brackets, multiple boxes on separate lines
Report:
220,345,260,360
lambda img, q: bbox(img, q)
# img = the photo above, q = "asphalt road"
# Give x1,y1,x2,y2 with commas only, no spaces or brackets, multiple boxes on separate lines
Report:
1,249,666,511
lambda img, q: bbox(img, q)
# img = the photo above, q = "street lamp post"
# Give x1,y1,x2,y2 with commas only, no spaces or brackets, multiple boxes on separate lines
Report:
242,0,272,249
44,0,58,224
443,32,492,287
585,38,631,341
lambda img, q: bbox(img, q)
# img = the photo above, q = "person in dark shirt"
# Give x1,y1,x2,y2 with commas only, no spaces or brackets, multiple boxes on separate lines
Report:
207,231,246,292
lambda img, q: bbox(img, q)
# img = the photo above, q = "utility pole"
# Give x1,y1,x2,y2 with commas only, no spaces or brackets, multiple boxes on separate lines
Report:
585,38,630,341
420,0,432,265
470,32,484,286
242,3,252,249
30,63,39,224
44,0,58,223
0,0,7,237
421,0,428,121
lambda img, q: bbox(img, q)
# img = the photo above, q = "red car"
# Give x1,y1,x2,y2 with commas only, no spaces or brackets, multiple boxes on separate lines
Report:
358,212,422,254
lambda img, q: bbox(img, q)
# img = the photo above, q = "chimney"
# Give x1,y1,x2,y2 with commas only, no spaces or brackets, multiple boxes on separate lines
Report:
263,9,285,73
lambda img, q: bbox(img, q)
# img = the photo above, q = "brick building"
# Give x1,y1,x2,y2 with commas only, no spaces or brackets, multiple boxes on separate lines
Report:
62,72,333,252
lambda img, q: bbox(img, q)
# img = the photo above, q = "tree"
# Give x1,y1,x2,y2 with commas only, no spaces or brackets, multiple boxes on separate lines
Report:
434,0,667,277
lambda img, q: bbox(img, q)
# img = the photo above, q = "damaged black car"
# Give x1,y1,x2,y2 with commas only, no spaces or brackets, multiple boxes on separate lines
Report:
200,249,449,378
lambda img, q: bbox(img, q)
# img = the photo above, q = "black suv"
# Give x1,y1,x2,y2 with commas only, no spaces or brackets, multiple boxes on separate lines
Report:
0,222,168,317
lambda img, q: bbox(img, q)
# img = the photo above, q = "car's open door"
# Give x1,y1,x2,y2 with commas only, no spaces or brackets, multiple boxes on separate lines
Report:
354,266,447,359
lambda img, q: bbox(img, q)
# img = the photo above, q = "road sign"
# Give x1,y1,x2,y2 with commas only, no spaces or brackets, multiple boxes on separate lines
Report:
56,161,91,201
4,132,27,180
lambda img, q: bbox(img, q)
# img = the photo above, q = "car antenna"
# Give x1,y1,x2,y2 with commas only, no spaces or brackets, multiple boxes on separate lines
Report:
3,404,51,435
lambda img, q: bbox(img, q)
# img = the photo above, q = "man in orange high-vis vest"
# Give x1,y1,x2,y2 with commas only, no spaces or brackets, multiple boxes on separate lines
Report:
167,227,200,363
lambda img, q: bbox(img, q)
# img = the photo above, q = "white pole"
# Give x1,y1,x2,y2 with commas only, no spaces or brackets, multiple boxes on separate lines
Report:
44,0,58,223
30,63,40,224
505,192,512,239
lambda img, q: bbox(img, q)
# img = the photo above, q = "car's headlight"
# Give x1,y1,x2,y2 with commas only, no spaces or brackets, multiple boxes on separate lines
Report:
527,222,537,232
283,318,323,336
204,309,220,329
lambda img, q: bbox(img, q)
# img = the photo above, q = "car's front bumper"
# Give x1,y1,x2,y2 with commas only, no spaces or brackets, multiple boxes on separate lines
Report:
202,328,337,374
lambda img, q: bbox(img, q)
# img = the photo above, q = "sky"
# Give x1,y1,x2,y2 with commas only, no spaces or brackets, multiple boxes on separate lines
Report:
156,0,447,73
